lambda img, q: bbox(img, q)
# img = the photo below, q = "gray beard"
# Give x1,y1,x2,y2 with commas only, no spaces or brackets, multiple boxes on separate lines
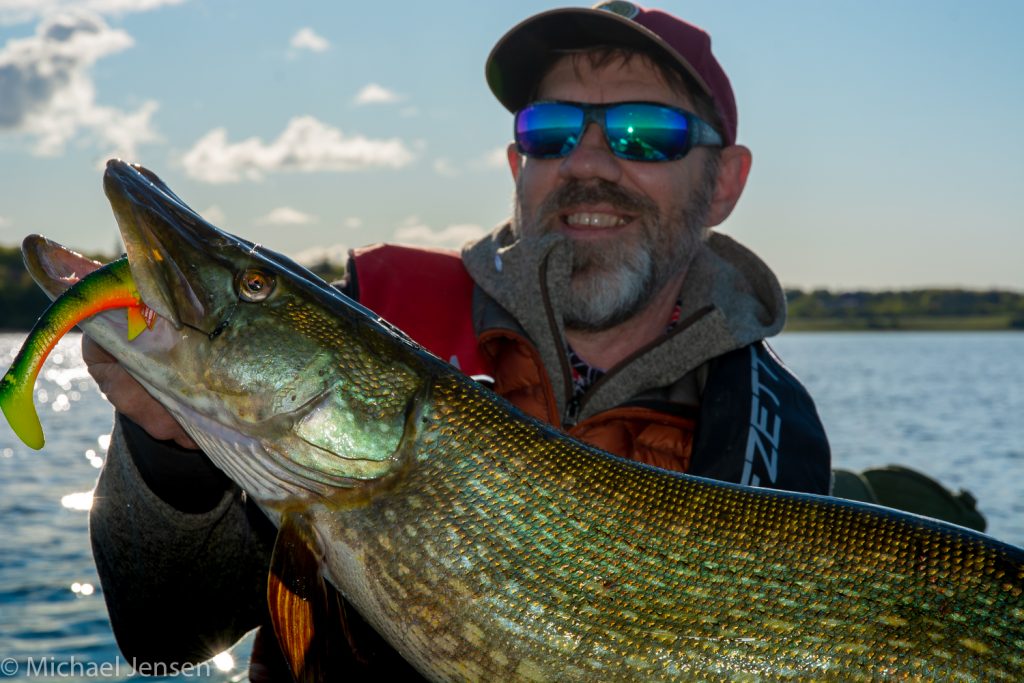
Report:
513,160,717,332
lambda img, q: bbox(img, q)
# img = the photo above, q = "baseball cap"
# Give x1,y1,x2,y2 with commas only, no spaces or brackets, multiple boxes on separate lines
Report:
485,1,738,146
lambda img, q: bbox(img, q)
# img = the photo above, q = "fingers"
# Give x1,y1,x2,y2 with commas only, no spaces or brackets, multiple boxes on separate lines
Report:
81,335,198,450
81,334,115,365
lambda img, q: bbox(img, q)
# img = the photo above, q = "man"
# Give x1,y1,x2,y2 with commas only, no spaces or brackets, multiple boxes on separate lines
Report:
84,2,830,678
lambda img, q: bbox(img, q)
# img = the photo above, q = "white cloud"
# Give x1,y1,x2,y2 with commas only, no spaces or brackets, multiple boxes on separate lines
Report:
293,243,349,268
343,216,362,229
0,11,159,158
0,215,10,227
430,149,508,177
199,205,226,226
289,27,328,53
432,158,458,177
353,83,401,106
482,146,508,169
393,217,486,248
180,115,415,183
0,0,187,26
257,206,316,226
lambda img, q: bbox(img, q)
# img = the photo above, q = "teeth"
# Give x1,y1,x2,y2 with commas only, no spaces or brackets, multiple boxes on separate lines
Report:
565,212,627,228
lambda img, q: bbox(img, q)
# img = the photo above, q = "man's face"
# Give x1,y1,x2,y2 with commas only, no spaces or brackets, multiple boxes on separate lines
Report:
510,54,718,332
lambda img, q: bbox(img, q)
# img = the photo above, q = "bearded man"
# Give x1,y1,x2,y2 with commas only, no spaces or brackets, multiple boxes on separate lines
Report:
84,2,831,678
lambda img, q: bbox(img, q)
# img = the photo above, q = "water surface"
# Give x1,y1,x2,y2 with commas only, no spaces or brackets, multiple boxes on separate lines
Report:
1,331,1021,680
772,331,1024,545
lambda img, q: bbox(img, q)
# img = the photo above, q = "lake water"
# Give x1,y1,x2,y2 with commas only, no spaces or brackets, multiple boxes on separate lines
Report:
0,331,1022,681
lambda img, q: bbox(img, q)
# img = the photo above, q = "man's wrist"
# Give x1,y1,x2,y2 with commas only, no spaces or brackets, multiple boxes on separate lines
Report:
118,413,234,513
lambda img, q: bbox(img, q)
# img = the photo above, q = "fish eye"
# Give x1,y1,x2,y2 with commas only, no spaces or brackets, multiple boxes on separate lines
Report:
238,269,275,302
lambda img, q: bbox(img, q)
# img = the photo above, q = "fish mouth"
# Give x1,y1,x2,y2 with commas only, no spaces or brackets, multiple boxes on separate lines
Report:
22,160,260,348
21,235,104,299
101,159,248,332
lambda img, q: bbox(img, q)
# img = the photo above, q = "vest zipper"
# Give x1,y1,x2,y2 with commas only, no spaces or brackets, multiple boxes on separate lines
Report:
564,395,582,428
563,305,716,428
537,257,577,428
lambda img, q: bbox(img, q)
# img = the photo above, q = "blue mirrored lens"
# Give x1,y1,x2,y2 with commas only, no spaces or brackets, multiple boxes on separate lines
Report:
515,103,585,158
604,104,690,161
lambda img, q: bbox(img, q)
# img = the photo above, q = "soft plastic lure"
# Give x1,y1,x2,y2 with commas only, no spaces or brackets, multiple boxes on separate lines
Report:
0,257,153,449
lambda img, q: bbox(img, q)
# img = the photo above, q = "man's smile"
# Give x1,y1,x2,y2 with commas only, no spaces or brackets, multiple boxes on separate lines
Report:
560,207,635,236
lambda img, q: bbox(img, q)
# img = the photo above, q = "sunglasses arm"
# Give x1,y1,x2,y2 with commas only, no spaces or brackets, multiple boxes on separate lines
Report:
691,118,724,148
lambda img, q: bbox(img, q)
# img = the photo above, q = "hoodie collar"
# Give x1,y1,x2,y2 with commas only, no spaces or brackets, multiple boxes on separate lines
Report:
462,222,787,420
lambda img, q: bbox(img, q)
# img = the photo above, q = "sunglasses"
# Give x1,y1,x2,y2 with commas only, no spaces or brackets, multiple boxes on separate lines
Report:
514,100,723,163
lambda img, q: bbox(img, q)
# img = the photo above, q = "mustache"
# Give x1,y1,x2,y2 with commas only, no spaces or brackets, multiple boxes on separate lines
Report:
536,179,657,220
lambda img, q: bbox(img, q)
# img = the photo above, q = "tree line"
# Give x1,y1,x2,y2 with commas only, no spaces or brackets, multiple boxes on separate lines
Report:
1,244,1021,332
0,243,82,330
785,288,1024,331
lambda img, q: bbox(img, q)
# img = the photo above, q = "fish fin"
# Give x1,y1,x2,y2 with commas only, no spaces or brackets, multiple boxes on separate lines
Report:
126,306,147,341
267,512,350,682
0,371,44,450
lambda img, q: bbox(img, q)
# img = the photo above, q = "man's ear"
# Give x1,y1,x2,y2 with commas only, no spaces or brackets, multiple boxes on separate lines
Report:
507,142,524,182
706,145,753,228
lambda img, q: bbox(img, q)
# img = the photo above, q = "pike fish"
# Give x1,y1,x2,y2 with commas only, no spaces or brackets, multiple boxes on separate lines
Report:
4,159,1023,681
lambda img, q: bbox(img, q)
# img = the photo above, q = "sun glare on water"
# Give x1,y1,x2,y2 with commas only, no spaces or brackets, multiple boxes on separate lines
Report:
60,490,94,511
211,652,234,672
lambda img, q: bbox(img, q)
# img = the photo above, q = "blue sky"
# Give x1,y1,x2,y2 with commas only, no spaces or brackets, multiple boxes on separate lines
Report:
1,0,1021,291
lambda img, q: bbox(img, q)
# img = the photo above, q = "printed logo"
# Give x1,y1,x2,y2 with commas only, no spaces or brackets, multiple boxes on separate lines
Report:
594,1,640,20
742,346,782,487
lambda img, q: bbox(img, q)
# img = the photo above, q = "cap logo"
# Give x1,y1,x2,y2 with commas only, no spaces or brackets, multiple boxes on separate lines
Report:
593,1,640,20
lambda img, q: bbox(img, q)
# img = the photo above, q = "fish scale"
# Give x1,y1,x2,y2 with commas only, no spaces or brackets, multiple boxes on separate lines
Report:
301,371,1024,681
4,160,1023,681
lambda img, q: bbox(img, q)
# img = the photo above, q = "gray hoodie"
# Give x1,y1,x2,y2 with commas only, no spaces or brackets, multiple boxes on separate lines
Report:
462,222,788,424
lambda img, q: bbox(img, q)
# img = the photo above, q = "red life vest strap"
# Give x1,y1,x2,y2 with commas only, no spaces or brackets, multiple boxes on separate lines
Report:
351,244,492,378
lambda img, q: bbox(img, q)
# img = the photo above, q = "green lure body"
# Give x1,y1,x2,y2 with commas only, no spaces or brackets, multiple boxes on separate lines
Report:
0,257,150,449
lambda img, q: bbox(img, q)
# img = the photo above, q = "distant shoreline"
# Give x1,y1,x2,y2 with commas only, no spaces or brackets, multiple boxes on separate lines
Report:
3,244,1022,334
784,316,1024,333
783,290,1024,333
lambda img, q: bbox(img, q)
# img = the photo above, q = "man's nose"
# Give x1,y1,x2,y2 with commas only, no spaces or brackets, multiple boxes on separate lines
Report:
558,123,622,183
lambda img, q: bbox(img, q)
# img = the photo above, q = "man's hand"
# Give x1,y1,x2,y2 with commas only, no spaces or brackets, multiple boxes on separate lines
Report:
82,335,198,450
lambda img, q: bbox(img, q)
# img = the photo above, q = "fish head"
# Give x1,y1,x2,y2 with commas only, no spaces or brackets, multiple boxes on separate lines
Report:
102,160,222,331
22,160,427,506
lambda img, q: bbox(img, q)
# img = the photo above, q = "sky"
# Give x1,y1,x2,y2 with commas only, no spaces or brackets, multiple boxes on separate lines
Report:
0,0,1021,292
